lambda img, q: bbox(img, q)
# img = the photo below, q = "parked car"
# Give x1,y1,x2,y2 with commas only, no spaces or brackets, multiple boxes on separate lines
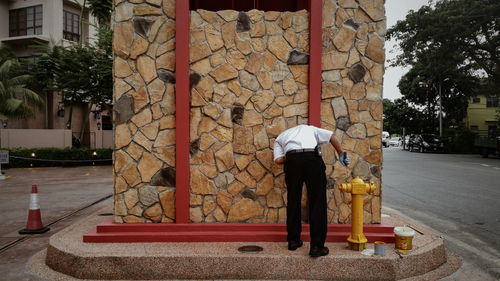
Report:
404,135,414,151
388,137,401,147
382,131,390,147
409,134,444,153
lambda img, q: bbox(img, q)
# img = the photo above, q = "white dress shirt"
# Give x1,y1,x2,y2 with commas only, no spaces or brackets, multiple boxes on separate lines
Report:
273,125,333,160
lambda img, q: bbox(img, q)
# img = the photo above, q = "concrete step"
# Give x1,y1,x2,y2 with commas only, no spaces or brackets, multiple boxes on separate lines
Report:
84,217,395,243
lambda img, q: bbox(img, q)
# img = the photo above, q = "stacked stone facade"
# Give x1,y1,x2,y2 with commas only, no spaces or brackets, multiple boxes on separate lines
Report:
113,0,177,223
112,0,385,224
188,9,311,223
320,0,385,223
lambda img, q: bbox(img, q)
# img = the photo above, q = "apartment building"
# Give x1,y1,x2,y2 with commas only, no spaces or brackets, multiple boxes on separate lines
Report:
466,95,499,136
0,0,112,148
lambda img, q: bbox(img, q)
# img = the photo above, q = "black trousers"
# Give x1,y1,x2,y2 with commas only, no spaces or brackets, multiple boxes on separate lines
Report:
284,151,327,247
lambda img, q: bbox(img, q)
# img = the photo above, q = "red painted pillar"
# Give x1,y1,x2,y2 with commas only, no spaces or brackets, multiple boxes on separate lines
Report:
308,0,322,127
175,0,190,223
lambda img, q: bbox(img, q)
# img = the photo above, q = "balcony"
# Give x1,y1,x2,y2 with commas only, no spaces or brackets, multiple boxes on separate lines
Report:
0,34,49,45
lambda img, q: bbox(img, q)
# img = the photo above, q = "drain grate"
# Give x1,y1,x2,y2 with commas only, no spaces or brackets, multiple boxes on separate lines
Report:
98,213,113,216
238,245,263,253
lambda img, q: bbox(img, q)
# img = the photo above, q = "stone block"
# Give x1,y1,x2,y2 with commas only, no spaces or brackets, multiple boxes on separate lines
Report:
227,199,264,222
151,167,176,187
268,36,292,62
210,64,239,83
190,167,217,195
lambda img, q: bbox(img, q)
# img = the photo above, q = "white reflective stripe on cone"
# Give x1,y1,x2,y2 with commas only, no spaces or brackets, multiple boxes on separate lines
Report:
30,194,40,210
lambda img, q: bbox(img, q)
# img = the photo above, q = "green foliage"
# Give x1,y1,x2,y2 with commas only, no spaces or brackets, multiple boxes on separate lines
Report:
4,147,112,168
0,45,44,121
87,0,113,25
441,127,477,154
383,98,427,134
387,0,500,91
397,57,473,131
385,0,499,134
27,24,112,114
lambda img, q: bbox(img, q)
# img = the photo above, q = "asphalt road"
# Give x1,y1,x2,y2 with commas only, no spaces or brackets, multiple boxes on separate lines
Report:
0,166,113,281
383,147,500,279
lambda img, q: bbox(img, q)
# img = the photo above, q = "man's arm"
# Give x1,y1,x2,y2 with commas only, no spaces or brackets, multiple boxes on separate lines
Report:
330,134,343,155
273,138,285,164
330,134,350,166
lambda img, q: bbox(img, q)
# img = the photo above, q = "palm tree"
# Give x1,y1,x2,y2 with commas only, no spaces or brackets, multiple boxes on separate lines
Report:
0,49,44,121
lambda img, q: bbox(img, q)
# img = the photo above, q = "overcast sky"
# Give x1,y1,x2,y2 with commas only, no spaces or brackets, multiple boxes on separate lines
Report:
383,0,431,100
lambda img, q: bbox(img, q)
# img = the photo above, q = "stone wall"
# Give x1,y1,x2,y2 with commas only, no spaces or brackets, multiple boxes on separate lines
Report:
188,9,310,223
113,0,177,223
320,0,385,223
112,0,385,224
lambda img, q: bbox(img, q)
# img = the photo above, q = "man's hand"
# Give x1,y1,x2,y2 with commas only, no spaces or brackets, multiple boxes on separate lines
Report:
274,157,285,164
339,152,350,166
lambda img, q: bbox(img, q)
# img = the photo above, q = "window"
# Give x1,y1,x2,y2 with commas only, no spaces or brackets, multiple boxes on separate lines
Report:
470,125,478,131
9,5,43,37
472,97,480,103
488,126,498,137
101,115,113,130
63,10,80,42
486,97,499,108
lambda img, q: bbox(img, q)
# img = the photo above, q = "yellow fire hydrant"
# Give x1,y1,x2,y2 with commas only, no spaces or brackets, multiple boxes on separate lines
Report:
340,177,377,251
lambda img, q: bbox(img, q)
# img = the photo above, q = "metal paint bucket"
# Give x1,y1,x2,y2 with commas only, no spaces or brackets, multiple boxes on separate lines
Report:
374,241,386,256
394,226,415,250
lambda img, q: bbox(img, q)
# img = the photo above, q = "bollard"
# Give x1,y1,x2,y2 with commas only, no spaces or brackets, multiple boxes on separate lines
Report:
340,177,376,251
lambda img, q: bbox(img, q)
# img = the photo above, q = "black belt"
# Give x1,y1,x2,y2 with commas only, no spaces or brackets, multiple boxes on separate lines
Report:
286,148,316,156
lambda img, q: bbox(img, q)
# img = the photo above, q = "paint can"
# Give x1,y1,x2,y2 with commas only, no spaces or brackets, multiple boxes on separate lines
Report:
394,226,415,250
374,241,386,256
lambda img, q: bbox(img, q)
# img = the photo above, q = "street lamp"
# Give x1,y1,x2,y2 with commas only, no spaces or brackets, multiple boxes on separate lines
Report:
438,78,450,137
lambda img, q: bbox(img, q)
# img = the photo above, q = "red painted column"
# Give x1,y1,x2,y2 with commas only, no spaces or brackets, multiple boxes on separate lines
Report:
175,0,190,223
308,0,322,127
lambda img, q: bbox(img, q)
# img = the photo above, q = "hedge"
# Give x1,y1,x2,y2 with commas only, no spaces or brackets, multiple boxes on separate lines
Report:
2,147,113,168
442,128,477,154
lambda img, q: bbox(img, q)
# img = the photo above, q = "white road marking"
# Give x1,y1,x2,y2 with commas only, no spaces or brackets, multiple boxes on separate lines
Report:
480,164,491,167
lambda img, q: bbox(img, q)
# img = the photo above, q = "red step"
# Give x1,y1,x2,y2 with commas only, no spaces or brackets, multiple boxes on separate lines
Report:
84,218,395,243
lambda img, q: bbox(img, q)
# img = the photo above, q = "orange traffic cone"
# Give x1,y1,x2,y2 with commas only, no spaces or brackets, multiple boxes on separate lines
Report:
19,184,50,234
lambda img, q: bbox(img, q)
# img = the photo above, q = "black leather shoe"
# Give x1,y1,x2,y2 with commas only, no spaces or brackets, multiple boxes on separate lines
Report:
309,246,329,257
288,240,303,251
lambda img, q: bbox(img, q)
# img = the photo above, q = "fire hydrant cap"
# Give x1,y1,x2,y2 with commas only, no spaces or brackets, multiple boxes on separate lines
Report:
351,177,365,185
394,226,415,237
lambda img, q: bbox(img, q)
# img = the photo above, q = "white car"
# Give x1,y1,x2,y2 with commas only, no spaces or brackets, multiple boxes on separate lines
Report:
389,137,401,147
382,131,390,147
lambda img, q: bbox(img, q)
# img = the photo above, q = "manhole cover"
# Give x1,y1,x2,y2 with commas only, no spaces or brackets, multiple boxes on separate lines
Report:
238,245,263,253
98,213,113,216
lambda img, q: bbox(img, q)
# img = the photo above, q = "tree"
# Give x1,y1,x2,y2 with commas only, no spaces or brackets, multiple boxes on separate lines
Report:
27,24,112,140
386,0,496,133
387,0,500,92
397,52,474,132
0,45,43,121
383,98,427,134
55,25,112,140
87,0,112,25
